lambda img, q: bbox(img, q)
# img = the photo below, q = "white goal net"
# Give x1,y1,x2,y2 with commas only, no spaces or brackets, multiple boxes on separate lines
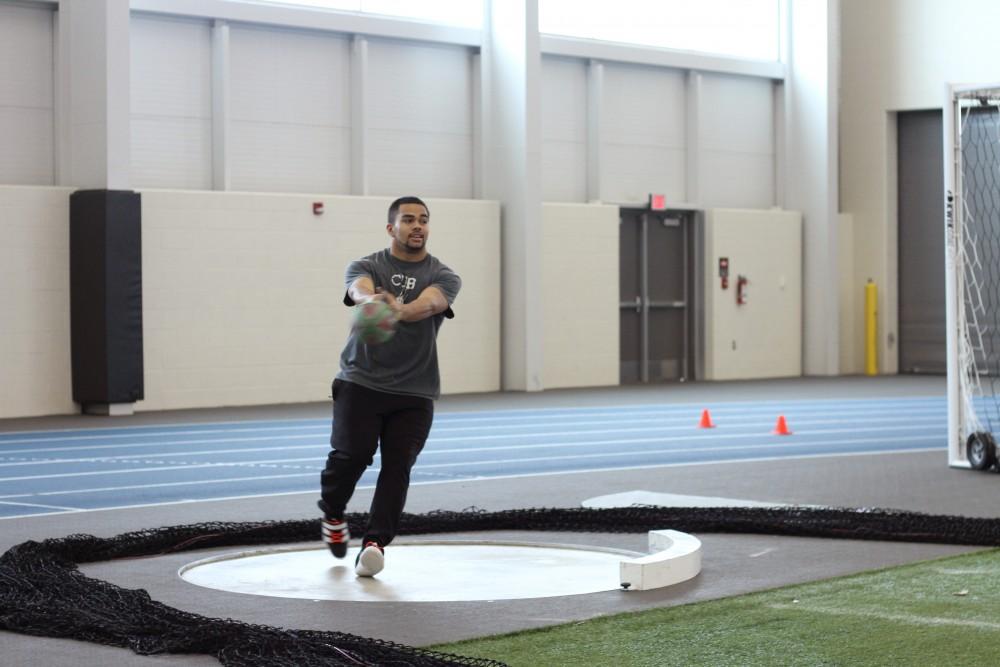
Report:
945,83,1000,469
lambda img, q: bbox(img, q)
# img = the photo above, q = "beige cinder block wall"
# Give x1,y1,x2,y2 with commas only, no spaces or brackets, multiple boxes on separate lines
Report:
703,208,803,380
139,191,500,411
840,0,1000,373
0,187,501,418
0,186,75,418
541,203,620,389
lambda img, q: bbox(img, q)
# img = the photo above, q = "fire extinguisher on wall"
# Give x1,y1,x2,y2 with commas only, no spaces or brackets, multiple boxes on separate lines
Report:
736,275,748,305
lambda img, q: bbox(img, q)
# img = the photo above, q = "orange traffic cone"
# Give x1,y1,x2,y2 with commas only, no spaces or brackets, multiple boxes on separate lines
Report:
699,409,716,429
772,415,792,435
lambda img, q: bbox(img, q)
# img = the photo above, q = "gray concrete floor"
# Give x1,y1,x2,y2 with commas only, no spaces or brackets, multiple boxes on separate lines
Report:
4,375,992,667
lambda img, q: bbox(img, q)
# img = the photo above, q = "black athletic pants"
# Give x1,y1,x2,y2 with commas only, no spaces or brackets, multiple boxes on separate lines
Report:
319,379,434,547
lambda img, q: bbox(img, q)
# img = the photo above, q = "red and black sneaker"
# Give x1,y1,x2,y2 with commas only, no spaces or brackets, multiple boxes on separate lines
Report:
321,517,349,558
354,540,384,577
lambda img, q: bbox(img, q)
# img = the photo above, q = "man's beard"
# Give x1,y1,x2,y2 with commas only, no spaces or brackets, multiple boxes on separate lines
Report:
403,237,424,252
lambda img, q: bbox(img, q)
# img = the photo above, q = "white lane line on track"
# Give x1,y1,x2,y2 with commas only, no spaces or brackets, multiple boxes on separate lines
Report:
0,433,323,452
0,447,325,466
0,471,320,498
430,403,946,425
0,396,947,437
0,500,82,511
0,460,324,482
0,422,947,478
0,447,942,519
0,412,947,458
0,425,947,480
0,423,924,467
0,400,947,444
0,424,327,445
0,432,942,485
411,436,943,471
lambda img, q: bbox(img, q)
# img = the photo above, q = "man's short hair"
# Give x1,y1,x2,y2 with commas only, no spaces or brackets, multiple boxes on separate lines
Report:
388,196,429,226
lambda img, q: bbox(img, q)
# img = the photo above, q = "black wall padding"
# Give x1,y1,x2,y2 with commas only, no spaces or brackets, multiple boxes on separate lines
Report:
70,190,144,407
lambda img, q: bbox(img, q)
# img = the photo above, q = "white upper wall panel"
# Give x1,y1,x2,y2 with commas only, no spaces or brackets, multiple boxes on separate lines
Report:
603,65,686,145
367,38,472,198
540,56,586,202
229,24,351,193
701,73,774,154
699,72,775,208
541,57,587,141
699,152,774,209
130,15,213,190
601,63,686,204
230,25,350,125
0,3,53,108
367,39,470,133
131,16,212,118
0,3,54,185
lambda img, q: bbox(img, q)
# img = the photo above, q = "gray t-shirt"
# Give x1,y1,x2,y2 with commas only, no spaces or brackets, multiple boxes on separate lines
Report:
337,248,461,399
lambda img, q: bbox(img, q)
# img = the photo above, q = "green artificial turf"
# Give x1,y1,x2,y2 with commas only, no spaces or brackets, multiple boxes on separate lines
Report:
434,548,1000,666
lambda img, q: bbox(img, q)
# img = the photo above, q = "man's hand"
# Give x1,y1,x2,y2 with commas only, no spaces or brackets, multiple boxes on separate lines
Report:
374,288,404,319
348,277,447,323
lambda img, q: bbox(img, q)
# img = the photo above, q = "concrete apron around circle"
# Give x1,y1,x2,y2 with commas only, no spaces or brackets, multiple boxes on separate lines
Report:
179,540,643,602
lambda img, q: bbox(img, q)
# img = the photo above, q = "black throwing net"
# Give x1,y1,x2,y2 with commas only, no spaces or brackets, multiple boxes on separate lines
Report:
3,505,1000,666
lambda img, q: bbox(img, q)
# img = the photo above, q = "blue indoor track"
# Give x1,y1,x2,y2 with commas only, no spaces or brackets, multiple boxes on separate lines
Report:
0,396,946,519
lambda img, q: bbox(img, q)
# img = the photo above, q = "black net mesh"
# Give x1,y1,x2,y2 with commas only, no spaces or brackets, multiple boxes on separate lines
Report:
4,506,1000,666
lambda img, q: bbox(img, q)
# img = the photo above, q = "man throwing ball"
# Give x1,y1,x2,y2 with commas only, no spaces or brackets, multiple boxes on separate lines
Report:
319,196,461,577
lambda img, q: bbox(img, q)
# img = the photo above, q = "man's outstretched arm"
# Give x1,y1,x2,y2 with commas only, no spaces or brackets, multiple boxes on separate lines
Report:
385,286,449,322
346,276,378,305
347,278,448,322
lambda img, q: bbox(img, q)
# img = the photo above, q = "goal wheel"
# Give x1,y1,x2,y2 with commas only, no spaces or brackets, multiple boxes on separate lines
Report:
966,432,997,471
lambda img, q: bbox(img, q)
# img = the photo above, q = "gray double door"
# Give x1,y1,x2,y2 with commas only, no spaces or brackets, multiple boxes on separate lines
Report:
619,208,696,384
898,110,945,374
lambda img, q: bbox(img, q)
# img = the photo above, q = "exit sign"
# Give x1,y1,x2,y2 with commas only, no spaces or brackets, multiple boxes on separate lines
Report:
650,194,667,211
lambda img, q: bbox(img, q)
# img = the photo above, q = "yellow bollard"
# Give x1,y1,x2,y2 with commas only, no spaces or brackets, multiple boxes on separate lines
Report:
865,280,878,375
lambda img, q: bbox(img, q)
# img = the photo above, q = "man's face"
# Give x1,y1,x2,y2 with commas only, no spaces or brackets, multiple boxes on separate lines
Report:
388,203,429,254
